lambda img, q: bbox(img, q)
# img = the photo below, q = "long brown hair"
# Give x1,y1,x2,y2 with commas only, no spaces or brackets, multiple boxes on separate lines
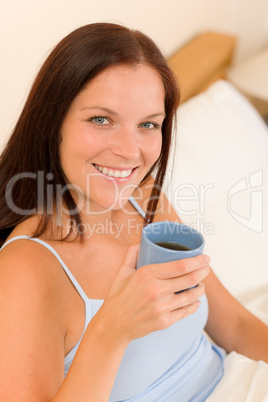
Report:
0,23,180,244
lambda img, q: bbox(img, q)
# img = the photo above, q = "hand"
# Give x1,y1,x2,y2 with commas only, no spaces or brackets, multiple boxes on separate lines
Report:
95,245,210,345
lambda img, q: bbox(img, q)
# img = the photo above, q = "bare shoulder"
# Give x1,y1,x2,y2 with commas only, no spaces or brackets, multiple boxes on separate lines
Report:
0,235,69,337
0,237,67,399
0,215,66,291
0,236,63,291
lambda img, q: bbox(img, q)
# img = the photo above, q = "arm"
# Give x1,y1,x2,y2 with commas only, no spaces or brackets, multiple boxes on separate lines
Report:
203,269,268,363
153,189,268,362
53,316,128,402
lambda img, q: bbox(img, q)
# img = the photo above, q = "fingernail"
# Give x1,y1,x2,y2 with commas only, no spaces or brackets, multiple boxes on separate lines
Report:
204,255,211,264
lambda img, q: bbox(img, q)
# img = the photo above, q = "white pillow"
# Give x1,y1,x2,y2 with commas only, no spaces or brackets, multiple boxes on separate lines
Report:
164,80,268,300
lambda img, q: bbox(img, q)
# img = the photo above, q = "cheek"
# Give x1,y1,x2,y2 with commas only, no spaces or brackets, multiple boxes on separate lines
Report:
59,141,86,184
60,133,91,166
144,135,162,165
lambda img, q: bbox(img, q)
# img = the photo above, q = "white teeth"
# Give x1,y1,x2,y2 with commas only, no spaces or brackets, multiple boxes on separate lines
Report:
94,164,133,178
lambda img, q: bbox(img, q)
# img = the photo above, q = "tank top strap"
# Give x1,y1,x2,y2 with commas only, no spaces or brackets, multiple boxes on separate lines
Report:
129,195,147,219
1,235,89,303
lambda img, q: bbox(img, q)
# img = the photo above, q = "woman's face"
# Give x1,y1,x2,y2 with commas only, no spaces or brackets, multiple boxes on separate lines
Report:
59,64,165,213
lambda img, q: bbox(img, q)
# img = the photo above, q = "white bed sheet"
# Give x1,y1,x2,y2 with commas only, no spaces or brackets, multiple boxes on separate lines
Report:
207,289,268,401
207,352,268,401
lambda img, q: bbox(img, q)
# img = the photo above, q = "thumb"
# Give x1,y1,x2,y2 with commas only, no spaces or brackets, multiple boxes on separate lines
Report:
119,244,140,276
106,245,140,298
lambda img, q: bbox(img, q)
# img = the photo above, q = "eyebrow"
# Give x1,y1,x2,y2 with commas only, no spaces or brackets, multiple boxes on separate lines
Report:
80,106,166,119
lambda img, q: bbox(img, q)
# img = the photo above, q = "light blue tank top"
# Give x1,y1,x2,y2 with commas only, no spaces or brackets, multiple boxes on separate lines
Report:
1,196,226,401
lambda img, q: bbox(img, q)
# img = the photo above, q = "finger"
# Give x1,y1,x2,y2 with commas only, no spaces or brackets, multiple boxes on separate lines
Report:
172,283,206,308
147,254,210,280
170,299,202,324
166,265,210,294
159,291,204,329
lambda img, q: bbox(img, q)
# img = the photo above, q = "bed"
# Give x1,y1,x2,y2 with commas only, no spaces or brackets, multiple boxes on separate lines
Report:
164,32,268,401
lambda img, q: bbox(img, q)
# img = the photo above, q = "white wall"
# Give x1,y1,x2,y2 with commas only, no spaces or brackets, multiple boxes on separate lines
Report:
1,0,268,150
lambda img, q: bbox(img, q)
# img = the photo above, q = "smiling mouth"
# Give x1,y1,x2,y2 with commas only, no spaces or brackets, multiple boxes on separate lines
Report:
93,164,134,178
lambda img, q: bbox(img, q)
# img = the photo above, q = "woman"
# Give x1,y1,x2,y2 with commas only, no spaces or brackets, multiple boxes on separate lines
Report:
0,23,267,401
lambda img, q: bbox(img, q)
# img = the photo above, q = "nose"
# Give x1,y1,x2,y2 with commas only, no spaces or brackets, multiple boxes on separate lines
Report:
110,127,140,161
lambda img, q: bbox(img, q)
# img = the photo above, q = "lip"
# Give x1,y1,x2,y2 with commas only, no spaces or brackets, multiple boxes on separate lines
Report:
92,163,137,182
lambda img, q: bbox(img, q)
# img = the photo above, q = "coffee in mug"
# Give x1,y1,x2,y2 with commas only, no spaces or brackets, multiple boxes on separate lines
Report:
154,241,192,251
137,221,204,269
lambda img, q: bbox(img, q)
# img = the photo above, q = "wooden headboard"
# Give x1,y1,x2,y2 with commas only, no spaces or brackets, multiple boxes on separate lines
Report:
168,31,236,103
